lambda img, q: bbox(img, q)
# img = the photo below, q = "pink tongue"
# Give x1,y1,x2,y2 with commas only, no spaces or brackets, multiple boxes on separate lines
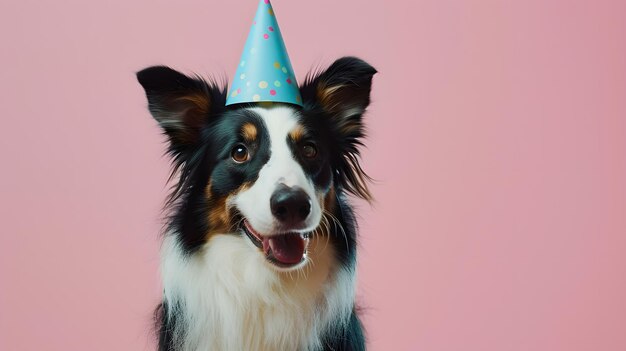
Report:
263,234,306,264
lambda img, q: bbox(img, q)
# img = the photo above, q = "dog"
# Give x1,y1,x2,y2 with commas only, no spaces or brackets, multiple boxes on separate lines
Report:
137,56,376,351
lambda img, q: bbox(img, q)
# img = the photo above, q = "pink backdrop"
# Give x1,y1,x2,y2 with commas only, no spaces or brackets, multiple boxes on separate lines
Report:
1,0,625,350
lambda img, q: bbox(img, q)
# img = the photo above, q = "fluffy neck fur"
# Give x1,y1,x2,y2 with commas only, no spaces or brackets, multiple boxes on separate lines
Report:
160,233,355,351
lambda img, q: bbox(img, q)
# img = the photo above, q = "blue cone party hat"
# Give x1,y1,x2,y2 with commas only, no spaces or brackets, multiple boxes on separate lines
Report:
226,0,302,107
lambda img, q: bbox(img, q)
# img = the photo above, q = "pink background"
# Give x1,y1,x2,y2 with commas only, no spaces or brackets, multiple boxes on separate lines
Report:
1,0,625,350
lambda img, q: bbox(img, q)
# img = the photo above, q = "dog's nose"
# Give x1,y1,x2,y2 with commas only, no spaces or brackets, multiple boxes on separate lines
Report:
270,185,311,226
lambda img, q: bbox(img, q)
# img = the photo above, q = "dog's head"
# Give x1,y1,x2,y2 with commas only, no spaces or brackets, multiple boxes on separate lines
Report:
138,57,375,271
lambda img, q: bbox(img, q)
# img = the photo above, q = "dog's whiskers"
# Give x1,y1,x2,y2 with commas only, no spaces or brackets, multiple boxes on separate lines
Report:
323,210,350,254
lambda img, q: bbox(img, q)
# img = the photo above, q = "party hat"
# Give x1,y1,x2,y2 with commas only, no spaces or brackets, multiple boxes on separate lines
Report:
226,0,302,107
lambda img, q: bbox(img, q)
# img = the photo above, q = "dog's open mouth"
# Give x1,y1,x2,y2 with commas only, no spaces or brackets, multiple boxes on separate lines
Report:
242,220,310,268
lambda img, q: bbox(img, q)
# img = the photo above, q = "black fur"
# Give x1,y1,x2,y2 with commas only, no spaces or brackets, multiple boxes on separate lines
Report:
321,308,367,351
138,56,376,350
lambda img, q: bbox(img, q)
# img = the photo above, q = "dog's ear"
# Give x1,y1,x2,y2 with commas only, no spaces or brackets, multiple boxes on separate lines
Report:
137,66,224,156
300,57,377,201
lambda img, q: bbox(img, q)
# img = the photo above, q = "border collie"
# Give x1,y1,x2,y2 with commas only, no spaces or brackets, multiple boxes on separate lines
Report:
137,56,376,351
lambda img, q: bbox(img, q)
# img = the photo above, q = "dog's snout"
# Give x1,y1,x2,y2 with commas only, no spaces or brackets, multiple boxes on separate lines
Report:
270,185,311,226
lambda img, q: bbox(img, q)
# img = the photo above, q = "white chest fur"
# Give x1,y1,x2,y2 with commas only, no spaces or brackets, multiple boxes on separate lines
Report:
161,234,355,351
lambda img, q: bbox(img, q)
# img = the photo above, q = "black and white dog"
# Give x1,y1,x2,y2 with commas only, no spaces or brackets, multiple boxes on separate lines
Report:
137,56,376,351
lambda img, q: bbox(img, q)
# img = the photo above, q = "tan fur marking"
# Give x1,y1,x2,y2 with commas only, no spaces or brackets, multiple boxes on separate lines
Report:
305,191,335,281
166,93,211,144
241,123,257,142
289,124,306,142
208,196,229,232
316,84,345,111
206,181,252,240
176,93,209,115
205,181,213,198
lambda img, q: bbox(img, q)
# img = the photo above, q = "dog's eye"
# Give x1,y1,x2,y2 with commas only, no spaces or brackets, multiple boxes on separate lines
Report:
301,143,317,159
231,144,250,163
